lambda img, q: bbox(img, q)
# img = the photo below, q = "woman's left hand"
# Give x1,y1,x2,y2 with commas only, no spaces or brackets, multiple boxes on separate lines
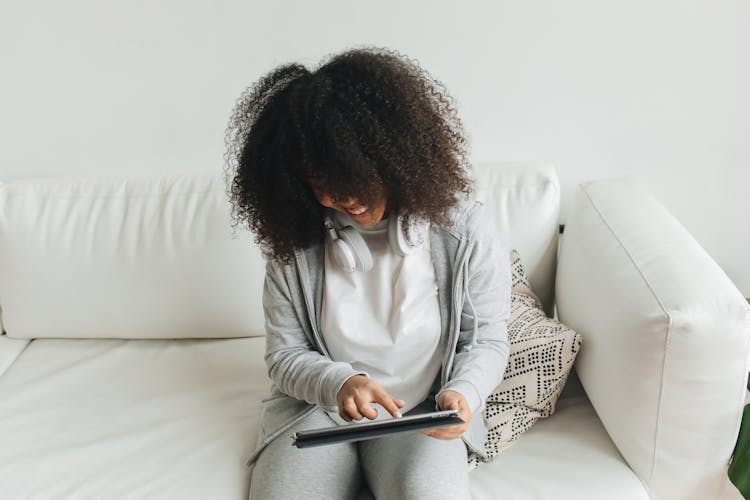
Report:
420,390,472,440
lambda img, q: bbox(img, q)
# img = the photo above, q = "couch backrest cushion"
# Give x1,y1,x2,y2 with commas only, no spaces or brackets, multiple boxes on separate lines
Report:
0,164,560,339
0,174,266,339
472,162,560,317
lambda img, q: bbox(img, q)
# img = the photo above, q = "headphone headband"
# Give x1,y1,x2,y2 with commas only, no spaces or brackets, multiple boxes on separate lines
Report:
324,210,427,272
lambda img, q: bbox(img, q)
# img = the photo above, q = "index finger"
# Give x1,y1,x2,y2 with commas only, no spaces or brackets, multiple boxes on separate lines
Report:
373,390,403,419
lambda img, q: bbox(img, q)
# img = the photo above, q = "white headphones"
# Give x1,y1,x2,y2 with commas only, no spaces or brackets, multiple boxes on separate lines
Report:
323,210,428,272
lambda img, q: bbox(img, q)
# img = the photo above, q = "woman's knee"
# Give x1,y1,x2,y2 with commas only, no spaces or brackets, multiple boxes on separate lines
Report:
249,410,362,500
360,433,470,500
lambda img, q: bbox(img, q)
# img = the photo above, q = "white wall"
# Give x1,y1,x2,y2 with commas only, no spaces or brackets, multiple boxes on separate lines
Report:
2,0,748,295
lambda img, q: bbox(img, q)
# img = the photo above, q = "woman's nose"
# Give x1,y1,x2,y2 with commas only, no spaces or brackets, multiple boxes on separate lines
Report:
318,194,334,207
337,198,357,208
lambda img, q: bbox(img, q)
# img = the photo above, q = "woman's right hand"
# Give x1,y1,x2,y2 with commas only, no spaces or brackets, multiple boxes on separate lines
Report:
337,375,406,421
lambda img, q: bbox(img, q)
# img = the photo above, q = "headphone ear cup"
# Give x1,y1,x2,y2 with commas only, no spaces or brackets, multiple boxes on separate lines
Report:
388,216,425,256
337,227,373,272
328,237,358,273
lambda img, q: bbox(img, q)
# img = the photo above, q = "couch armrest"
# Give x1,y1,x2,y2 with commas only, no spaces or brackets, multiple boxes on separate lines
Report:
556,177,750,500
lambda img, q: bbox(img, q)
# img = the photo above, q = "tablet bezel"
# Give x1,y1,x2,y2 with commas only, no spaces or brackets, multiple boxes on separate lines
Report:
292,409,464,448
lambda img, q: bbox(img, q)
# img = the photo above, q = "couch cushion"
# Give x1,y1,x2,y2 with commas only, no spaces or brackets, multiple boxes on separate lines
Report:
472,163,560,317
0,335,646,500
0,165,560,339
469,389,649,500
0,336,268,499
0,175,267,339
0,333,29,377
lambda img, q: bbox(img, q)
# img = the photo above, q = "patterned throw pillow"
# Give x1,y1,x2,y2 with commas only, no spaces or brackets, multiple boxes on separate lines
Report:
468,249,583,469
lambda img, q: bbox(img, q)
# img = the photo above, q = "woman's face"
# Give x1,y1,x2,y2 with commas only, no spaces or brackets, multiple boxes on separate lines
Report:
308,180,388,227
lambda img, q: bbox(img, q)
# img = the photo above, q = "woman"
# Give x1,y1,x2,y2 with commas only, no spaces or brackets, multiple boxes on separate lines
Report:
225,46,511,500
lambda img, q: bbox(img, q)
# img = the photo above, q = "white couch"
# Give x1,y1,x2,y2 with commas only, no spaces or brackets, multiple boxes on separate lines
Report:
0,163,747,500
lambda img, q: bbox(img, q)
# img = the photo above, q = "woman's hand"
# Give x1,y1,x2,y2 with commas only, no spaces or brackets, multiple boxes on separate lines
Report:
420,390,472,439
337,375,406,421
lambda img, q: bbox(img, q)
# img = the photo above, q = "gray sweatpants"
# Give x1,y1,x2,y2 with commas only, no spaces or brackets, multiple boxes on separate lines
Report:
249,398,471,500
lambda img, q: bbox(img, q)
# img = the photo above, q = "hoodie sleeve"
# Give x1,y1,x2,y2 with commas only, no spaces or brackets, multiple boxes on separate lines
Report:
262,259,368,412
436,203,512,415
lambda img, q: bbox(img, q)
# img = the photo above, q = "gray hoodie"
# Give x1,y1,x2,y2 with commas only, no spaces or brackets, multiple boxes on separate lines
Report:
245,199,511,468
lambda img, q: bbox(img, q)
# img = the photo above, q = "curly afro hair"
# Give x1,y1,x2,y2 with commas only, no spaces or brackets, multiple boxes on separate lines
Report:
224,45,473,264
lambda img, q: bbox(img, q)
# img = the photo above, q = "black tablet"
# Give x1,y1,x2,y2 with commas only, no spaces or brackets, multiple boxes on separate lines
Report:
291,409,464,448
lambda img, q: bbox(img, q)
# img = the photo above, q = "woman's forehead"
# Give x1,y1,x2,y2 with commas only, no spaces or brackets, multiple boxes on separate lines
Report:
303,170,384,196
304,174,330,189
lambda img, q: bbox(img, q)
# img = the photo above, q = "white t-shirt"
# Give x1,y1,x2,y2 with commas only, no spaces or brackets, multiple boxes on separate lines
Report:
321,210,443,423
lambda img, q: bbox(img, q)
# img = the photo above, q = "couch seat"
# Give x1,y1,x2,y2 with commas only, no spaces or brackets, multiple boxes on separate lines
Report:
469,385,649,499
0,337,266,499
0,337,648,499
